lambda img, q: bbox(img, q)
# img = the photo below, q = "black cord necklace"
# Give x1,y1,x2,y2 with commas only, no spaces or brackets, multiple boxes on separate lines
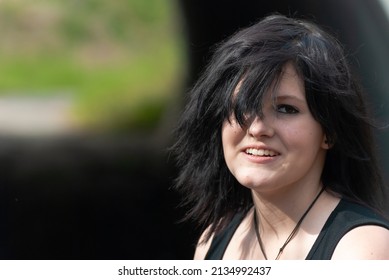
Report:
253,188,324,260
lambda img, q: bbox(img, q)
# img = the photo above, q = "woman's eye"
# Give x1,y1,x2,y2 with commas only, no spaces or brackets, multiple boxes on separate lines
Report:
276,104,299,114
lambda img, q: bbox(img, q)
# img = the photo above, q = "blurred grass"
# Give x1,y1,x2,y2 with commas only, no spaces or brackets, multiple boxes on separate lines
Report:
0,0,186,133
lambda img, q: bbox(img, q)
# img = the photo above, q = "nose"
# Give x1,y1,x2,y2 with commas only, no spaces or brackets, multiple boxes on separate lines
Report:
247,115,274,139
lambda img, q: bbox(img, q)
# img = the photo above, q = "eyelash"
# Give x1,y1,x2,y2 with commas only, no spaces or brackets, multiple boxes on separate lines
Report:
276,104,299,114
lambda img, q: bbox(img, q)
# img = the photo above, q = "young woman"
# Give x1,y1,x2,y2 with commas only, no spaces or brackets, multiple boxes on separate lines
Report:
172,14,389,259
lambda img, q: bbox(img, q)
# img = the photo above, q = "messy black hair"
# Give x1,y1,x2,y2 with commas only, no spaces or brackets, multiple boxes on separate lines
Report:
172,14,386,239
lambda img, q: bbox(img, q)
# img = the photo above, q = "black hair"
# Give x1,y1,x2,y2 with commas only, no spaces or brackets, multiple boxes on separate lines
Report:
172,14,386,239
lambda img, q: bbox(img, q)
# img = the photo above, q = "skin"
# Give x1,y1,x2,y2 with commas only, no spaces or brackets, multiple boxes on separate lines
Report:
194,63,389,260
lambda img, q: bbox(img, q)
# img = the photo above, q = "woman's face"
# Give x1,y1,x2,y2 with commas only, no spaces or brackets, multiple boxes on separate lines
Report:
221,63,329,193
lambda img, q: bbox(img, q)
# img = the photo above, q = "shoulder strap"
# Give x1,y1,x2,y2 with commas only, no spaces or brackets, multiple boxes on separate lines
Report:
204,212,245,260
306,199,389,259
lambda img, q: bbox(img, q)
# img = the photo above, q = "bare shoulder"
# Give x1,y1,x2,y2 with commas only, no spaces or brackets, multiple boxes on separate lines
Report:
332,225,389,259
193,226,214,260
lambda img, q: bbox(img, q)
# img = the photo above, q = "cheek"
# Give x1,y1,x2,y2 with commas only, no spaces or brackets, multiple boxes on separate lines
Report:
286,125,325,154
221,122,244,165
222,121,243,145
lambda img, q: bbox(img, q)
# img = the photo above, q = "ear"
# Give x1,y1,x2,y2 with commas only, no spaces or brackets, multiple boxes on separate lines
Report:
321,135,332,149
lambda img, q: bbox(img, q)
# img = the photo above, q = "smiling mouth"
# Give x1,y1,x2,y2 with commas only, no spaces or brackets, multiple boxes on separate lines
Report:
245,148,280,157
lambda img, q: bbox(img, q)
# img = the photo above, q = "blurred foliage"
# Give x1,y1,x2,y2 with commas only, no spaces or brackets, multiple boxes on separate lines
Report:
0,0,186,132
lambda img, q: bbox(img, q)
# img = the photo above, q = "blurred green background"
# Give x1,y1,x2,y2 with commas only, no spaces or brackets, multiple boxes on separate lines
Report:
0,0,185,133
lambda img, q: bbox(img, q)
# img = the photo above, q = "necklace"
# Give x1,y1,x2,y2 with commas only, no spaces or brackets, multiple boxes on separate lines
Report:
253,188,324,260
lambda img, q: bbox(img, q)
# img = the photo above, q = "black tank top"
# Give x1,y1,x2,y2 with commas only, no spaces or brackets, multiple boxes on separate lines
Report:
204,198,389,259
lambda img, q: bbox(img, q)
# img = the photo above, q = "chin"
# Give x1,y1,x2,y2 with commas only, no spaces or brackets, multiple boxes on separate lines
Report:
238,179,271,190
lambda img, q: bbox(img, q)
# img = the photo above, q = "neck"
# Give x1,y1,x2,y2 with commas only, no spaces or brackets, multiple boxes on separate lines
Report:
251,183,324,236
252,186,325,260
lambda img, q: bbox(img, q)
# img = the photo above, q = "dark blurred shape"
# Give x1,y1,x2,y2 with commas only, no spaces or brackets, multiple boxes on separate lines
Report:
0,135,191,259
0,0,388,260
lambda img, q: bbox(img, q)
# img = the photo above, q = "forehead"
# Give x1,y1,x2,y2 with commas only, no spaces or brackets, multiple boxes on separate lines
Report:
274,63,305,100
233,63,305,100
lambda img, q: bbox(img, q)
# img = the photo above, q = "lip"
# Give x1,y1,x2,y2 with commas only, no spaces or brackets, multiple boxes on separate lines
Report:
241,145,281,164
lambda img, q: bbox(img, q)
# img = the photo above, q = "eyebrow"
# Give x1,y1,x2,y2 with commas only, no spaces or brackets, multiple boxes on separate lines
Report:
274,94,305,104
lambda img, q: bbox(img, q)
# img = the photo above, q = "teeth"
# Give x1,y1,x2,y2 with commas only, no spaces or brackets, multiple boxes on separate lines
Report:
245,148,278,157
